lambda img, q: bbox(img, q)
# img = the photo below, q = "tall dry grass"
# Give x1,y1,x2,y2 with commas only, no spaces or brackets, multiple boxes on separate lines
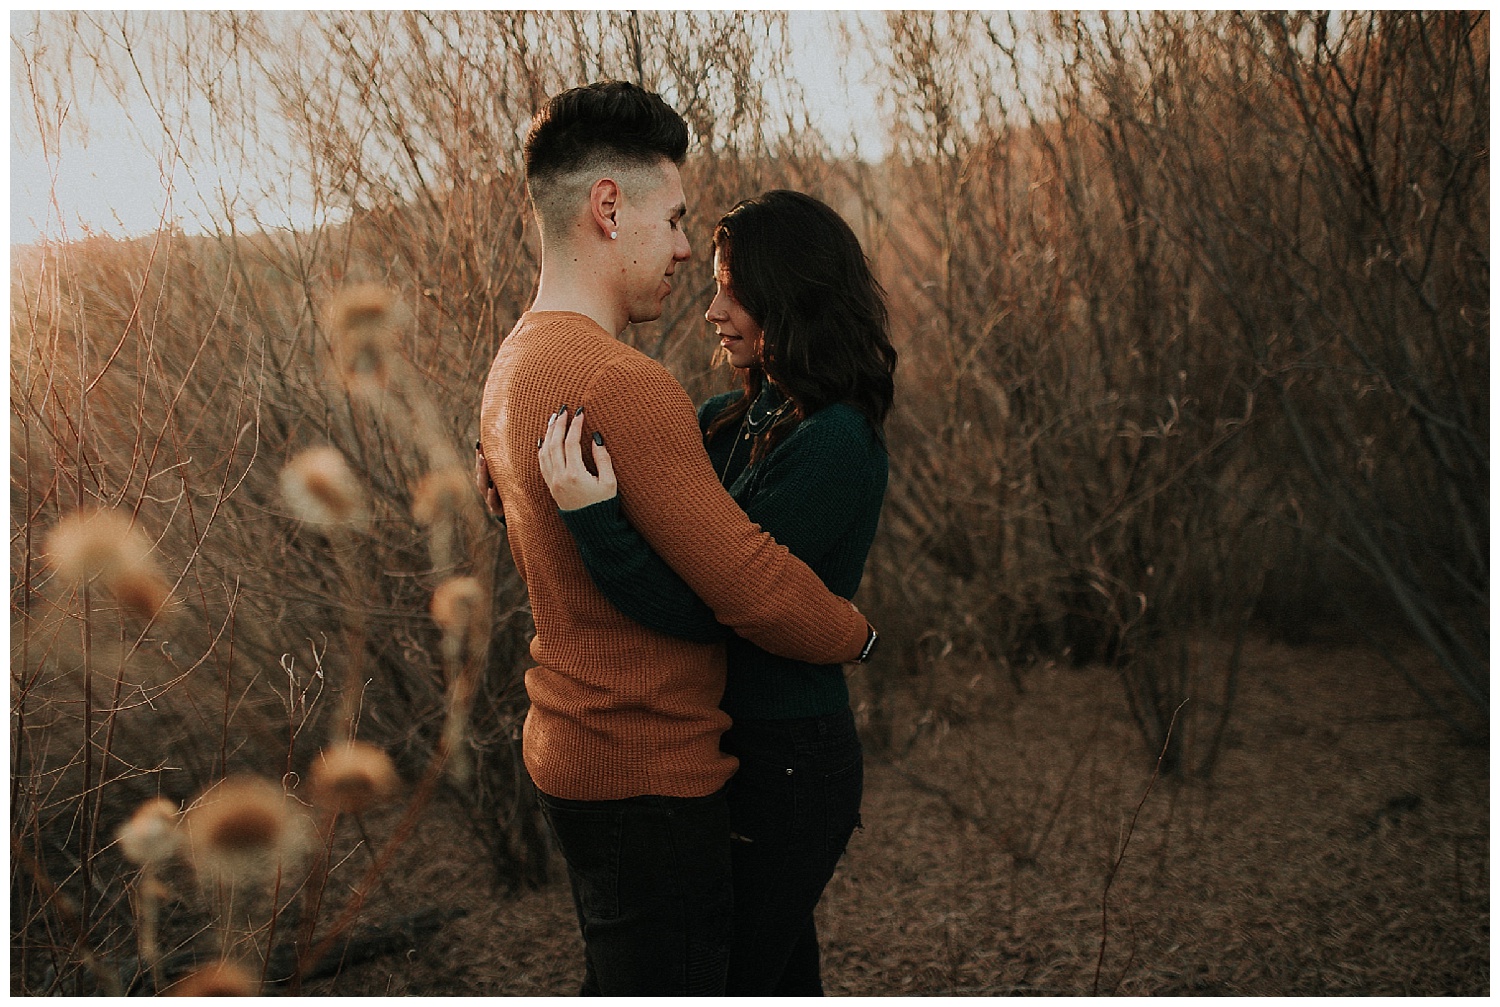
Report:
10,10,1487,994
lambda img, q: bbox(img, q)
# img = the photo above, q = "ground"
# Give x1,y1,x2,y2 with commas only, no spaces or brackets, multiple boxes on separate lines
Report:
309,636,1488,996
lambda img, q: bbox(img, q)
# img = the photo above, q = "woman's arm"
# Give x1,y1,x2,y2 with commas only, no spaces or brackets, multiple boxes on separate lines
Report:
558,497,725,644
539,403,885,645
539,406,724,644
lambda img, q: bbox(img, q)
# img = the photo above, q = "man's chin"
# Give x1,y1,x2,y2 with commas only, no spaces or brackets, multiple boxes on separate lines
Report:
628,302,667,325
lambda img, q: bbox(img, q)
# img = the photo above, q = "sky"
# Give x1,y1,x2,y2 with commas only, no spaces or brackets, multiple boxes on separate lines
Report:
9,11,887,247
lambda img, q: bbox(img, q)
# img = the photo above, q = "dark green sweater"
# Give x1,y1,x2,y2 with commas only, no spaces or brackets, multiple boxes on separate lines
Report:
560,387,888,720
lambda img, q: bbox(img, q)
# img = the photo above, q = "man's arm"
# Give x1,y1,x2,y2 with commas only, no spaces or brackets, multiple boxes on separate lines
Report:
581,357,869,664
552,406,884,647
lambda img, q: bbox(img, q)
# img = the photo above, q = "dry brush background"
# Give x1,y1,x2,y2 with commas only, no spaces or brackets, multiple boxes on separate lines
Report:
10,11,1488,995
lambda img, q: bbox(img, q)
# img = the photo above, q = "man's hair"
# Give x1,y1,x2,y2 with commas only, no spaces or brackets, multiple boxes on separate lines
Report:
524,81,689,232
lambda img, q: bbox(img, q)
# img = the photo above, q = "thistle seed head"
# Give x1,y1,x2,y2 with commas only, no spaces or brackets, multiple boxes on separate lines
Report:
110,567,175,623
308,741,400,815
411,466,472,527
431,576,484,636
279,447,368,530
45,510,144,582
45,509,172,620
117,797,180,867
183,776,305,887
325,283,398,395
167,960,259,996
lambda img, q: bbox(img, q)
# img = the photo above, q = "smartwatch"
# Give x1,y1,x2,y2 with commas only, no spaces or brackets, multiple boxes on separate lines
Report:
856,624,880,663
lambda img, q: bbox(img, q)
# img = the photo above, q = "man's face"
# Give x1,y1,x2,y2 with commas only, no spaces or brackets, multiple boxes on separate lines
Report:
615,161,691,325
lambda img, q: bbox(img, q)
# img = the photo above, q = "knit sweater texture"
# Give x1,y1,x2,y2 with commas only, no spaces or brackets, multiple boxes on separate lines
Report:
561,387,889,720
478,312,869,801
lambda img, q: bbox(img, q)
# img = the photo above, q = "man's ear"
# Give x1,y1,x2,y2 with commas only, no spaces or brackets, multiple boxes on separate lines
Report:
588,177,621,240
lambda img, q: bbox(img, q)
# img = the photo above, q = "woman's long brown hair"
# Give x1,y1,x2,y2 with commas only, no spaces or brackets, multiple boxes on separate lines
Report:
704,189,897,464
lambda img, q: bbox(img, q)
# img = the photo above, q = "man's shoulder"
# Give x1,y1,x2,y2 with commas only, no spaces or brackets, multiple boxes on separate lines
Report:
506,311,614,354
503,313,676,381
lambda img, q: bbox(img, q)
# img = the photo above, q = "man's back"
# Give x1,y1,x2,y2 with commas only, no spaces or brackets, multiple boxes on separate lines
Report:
481,311,735,801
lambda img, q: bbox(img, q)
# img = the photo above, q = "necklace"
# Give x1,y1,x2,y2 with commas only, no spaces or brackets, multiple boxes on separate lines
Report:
718,392,792,483
743,397,793,437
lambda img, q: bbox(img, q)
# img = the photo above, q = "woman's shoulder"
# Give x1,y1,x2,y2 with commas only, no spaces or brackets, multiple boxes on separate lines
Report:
755,403,887,501
769,404,888,487
797,402,885,452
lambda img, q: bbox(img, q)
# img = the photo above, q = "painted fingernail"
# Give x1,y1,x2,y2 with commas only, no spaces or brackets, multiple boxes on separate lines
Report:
537,437,543,448
577,405,585,416
557,404,567,415
593,432,603,446
475,440,482,450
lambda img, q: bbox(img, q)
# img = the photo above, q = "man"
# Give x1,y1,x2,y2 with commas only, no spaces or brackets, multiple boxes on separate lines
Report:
476,81,877,996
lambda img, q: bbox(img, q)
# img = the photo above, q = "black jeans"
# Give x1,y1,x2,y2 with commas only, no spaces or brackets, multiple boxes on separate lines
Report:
721,707,864,995
537,787,733,996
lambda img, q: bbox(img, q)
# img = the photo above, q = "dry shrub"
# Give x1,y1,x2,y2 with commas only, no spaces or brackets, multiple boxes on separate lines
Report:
847,11,1486,770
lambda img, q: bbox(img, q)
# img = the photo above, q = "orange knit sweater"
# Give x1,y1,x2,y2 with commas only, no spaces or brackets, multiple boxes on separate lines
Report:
479,311,869,801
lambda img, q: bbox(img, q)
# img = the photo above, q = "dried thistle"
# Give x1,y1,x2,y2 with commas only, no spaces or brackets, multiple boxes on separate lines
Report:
109,567,175,623
308,741,399,815
431,576,487,783
166,960,259,996
325,283,399,395
45,509,145,582
44,509,173,620
430,576,484,635
119,798,179,992
117,797,180,867
431,576,485,662
183,776,307,888
279,447,369,530
411,466,472,527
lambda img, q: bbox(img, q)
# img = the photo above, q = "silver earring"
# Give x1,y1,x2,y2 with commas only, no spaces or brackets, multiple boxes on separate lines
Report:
610,231,617,240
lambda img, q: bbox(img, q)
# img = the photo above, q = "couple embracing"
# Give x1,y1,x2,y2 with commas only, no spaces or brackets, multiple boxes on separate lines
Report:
477,80,895,996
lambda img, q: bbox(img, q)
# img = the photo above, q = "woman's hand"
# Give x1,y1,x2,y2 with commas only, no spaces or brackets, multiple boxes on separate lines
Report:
474,441,504,522
538,407,617,511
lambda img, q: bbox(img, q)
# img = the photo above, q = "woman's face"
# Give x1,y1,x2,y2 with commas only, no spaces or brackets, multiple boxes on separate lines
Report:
705,249,763,370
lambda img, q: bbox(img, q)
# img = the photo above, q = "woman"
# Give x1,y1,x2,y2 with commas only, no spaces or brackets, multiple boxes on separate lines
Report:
538,189,896,995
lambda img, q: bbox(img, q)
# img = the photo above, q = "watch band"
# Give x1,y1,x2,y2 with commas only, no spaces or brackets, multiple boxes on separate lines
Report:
856,624,879,663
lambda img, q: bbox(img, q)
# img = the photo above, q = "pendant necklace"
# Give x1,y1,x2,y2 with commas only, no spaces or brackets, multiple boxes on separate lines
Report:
743,394,793,437
718,392,791,483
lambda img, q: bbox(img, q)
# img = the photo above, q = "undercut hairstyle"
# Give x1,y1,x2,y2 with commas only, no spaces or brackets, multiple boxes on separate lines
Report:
705,189,897,462
523,80,690,234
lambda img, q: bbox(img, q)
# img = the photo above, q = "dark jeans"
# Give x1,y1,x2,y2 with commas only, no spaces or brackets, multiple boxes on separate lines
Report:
537,787,733,996
721,706,864,995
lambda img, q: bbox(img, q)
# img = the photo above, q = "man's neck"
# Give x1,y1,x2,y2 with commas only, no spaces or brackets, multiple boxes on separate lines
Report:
531,251,626,337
